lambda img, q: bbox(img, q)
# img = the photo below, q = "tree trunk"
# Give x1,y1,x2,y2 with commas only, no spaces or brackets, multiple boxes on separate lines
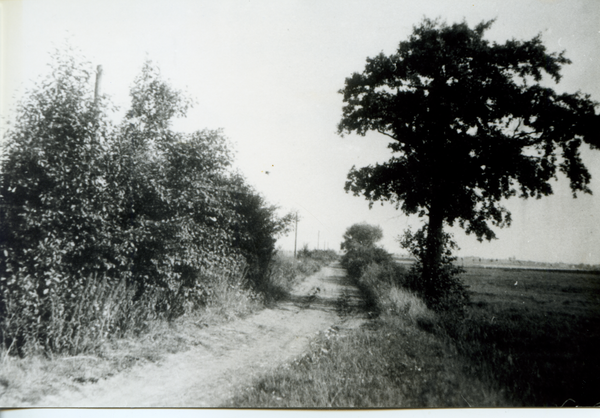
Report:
423,199,444,300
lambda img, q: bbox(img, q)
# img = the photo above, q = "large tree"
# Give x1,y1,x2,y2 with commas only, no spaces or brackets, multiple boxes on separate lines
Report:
338,19,599,302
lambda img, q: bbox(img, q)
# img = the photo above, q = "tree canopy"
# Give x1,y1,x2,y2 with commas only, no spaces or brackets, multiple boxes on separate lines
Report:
341,223,383,251
340,222,391,280
338,18,599,304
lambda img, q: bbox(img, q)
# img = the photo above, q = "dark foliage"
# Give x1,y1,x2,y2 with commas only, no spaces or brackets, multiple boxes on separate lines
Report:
228,175,294,290
338,18,599,307
342,246,393,280
399,226,468,312
340,223,392,279
298,249,338,265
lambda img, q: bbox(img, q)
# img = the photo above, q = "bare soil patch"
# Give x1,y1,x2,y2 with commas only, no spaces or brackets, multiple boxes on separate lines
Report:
35,263,366,407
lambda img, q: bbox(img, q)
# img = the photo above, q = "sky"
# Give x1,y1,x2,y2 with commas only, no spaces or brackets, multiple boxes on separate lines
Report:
1,0,599,265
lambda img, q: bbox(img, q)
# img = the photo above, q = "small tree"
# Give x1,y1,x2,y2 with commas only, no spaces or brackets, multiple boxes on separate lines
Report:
100,61,237,309
340,223,383,251
338,18,599,305
340,223,391,278
0,50,128,351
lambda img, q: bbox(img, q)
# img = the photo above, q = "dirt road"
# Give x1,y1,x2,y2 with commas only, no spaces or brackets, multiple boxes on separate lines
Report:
38,263,367,407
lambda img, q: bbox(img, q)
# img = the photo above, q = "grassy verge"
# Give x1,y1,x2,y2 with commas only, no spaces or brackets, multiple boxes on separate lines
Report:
228,261,600,407
228,290,509,408
0,251,335,406
0,280,262,405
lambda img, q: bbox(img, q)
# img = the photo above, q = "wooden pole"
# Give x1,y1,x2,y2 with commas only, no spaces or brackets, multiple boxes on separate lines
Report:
94,65,103,104
293,211,298,261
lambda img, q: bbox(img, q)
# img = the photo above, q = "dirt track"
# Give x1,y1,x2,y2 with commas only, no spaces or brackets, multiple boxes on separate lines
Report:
38,263,367,407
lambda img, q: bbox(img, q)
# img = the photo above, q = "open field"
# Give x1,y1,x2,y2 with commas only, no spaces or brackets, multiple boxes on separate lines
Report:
230,264,600,407
393,255,600,272
451,266,600,406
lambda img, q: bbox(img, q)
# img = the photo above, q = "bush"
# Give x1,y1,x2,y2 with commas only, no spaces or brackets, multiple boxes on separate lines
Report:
311,249,339,264
228,177,294,291
362,261,406,288
298,248,338,264
341,246,392,279
0,51,293,354
399,227,469,313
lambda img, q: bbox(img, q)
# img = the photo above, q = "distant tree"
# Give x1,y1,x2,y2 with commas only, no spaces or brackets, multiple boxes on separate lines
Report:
338,18,599,305
340,223,391,278
340,223,383,251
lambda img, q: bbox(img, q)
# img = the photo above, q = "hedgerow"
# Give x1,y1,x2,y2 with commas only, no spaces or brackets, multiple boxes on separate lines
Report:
340,222,468,314
0,49,293,354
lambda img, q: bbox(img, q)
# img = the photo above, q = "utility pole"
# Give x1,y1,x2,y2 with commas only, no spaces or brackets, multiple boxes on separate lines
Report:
293,211,298,261
94,65,103,105
317,231,320,250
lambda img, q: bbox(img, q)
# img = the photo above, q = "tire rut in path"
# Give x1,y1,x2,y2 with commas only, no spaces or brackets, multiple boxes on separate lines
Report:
40,263,368,407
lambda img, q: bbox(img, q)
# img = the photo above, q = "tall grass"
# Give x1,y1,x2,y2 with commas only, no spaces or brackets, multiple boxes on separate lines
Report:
1,273,161,356
0,250,335,405
0,263,251,357
0,249,335,359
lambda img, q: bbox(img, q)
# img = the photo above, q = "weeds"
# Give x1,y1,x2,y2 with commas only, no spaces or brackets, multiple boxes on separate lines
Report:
0,250,334,406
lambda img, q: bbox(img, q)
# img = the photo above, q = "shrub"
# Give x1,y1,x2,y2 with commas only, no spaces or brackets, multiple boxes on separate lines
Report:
0,51,293,354
341,245,393,279
305,249,339,265
399,226,469,313
228,176,294,291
